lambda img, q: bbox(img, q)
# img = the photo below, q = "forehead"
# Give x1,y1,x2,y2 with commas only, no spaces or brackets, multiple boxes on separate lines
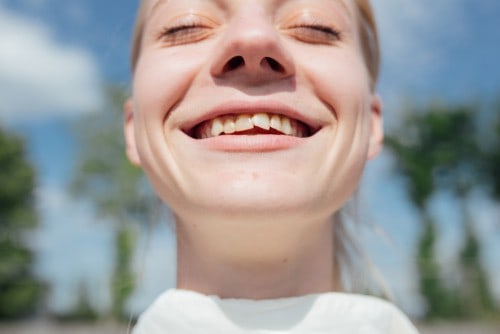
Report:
146,0,353,16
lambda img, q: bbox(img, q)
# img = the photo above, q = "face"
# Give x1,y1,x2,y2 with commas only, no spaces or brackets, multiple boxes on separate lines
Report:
125,0,383,225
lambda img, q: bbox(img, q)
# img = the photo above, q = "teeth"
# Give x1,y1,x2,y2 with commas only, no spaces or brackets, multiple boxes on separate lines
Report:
251,113,270,130
199,113,309,139
235,114,253,132
281,117,292,135
223,117,236,134
270,114,281,131
211,118,224,137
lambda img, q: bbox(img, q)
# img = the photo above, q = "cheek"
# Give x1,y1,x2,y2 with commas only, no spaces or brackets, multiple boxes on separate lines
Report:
297,49,373,200
133,49,207,119
299,49,369,107
130,51,208,201
296,48,373,143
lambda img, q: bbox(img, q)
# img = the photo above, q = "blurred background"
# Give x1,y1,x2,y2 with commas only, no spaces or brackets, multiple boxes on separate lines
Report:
0,0,499,333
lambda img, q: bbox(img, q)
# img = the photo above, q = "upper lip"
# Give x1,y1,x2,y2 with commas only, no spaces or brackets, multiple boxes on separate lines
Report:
180,100,323,137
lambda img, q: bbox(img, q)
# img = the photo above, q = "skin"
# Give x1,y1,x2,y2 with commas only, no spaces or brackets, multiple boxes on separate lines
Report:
124,0,383,299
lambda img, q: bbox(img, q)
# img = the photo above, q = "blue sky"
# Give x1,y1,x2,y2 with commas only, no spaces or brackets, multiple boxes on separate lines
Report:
1,0,499,317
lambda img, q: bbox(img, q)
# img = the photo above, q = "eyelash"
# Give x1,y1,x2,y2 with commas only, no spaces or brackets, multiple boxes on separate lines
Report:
289,24,342,43
161,23,199,36
302,24,340,35
157,21,213,45
157,21,341,46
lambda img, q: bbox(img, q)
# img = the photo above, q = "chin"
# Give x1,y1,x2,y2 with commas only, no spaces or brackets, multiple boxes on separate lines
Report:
169,179,338,225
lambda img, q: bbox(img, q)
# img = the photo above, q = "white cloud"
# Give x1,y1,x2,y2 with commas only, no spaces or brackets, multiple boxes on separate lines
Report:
0,5,103,123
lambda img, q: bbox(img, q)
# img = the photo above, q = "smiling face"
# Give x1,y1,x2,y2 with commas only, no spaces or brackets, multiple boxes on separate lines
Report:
125,0,383,226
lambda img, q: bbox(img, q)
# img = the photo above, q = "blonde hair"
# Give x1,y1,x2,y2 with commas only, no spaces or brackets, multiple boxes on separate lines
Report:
353,0,380,90
129,0,382,293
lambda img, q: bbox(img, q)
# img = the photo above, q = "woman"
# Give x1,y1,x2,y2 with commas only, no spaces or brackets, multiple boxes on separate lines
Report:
124,0,419,332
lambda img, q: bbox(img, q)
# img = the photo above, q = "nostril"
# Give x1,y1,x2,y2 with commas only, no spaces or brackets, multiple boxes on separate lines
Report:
223,56,245,72
219,55,287,76
264,57,285,73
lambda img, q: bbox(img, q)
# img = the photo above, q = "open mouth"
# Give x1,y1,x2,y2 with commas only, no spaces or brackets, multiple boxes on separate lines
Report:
188,113,316,139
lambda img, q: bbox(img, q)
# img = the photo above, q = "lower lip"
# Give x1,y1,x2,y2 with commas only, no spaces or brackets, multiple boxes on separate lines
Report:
195,134,307,152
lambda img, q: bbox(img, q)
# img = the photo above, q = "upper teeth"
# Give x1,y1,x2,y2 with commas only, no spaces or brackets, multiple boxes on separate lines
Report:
196,113,308,139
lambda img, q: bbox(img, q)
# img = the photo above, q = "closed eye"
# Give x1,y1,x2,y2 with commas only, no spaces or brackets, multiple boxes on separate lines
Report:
288,24,342,44
158,21,215,46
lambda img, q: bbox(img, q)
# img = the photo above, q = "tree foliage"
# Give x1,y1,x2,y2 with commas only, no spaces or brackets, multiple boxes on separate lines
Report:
70,85,156,320
111,227,136,320
385,102,498,320
0,127,45,319
416,214,462,318
53,281,100,323
71,86,154,224
482,103,500,200
459,220,496,318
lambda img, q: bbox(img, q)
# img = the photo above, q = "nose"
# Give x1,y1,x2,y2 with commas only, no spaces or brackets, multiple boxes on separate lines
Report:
210,5,295,83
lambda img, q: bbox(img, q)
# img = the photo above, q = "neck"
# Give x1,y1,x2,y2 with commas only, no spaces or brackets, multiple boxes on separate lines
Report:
175,215,335,299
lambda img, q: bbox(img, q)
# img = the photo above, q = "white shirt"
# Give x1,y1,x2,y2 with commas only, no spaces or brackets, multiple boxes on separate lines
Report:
133,289,419,333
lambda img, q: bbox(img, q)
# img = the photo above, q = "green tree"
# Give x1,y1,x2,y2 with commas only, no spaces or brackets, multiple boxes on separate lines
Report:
385,103,495,319
70,85,156,320
459,219,496,318
387,104,498,318
54,280,99,322
423,106,495,318
385,104,455,319
0,127,45,319
482,102,500,201
428,105,496,318
469,101,500,318
111,227,136,319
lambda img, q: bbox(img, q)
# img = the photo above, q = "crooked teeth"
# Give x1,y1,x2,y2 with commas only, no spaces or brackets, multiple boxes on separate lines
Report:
235,114,253,132
252,113,270,130
223,117,236,134
198,113,308,139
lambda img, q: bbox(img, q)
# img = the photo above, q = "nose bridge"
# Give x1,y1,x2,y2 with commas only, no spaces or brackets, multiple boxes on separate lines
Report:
229,3,276,48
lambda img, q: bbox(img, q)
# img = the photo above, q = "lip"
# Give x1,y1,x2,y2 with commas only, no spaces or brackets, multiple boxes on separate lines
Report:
195,133,307,152
180,99,323,136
